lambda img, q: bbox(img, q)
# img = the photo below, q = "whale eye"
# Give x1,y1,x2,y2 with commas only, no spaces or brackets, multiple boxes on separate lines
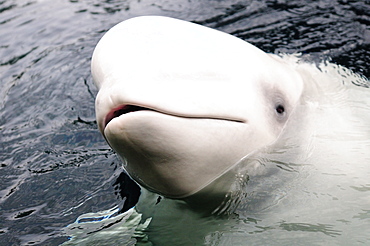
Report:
276,104,285,114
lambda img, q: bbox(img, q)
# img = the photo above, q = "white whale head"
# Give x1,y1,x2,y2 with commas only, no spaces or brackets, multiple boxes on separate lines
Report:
92,16,304,198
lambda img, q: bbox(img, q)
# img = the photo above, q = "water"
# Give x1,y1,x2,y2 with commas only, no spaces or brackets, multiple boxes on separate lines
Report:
0,0,369,245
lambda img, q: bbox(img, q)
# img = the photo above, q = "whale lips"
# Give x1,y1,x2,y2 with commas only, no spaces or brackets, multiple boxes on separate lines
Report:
104,105,150,128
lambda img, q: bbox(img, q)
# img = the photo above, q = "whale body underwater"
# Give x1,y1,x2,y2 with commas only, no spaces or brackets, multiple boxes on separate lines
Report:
81,15,370,244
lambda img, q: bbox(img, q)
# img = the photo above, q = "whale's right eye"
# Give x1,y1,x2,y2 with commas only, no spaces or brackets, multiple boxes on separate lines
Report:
276,104,285,114
262,85,289,126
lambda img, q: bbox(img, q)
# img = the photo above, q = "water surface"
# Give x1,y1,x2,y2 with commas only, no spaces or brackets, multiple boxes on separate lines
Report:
0,0,369,245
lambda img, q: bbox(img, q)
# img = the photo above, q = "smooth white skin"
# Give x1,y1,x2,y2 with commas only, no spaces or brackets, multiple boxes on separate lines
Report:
92,16,303,198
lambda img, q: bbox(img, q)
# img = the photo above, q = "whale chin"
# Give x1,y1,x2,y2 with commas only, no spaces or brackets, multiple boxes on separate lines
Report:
103,109,259,198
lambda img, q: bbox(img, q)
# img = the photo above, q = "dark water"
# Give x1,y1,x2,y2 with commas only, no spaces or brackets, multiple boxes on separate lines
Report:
0,0,369,245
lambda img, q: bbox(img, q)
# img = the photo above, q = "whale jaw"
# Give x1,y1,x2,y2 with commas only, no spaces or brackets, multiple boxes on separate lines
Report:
103,107,260,198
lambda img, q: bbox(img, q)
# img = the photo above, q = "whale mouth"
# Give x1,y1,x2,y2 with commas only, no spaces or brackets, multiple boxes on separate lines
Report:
104,104,247,130
104,105,152,128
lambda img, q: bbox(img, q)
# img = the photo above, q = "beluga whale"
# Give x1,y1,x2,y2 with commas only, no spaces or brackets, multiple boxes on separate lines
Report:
92,16,304,199
63,15,370,246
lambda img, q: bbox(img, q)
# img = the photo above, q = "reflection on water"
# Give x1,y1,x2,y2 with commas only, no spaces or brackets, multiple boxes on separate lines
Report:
0,0,369,245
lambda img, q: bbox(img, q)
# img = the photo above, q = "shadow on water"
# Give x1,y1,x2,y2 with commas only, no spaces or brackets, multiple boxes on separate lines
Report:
0,0,369,245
